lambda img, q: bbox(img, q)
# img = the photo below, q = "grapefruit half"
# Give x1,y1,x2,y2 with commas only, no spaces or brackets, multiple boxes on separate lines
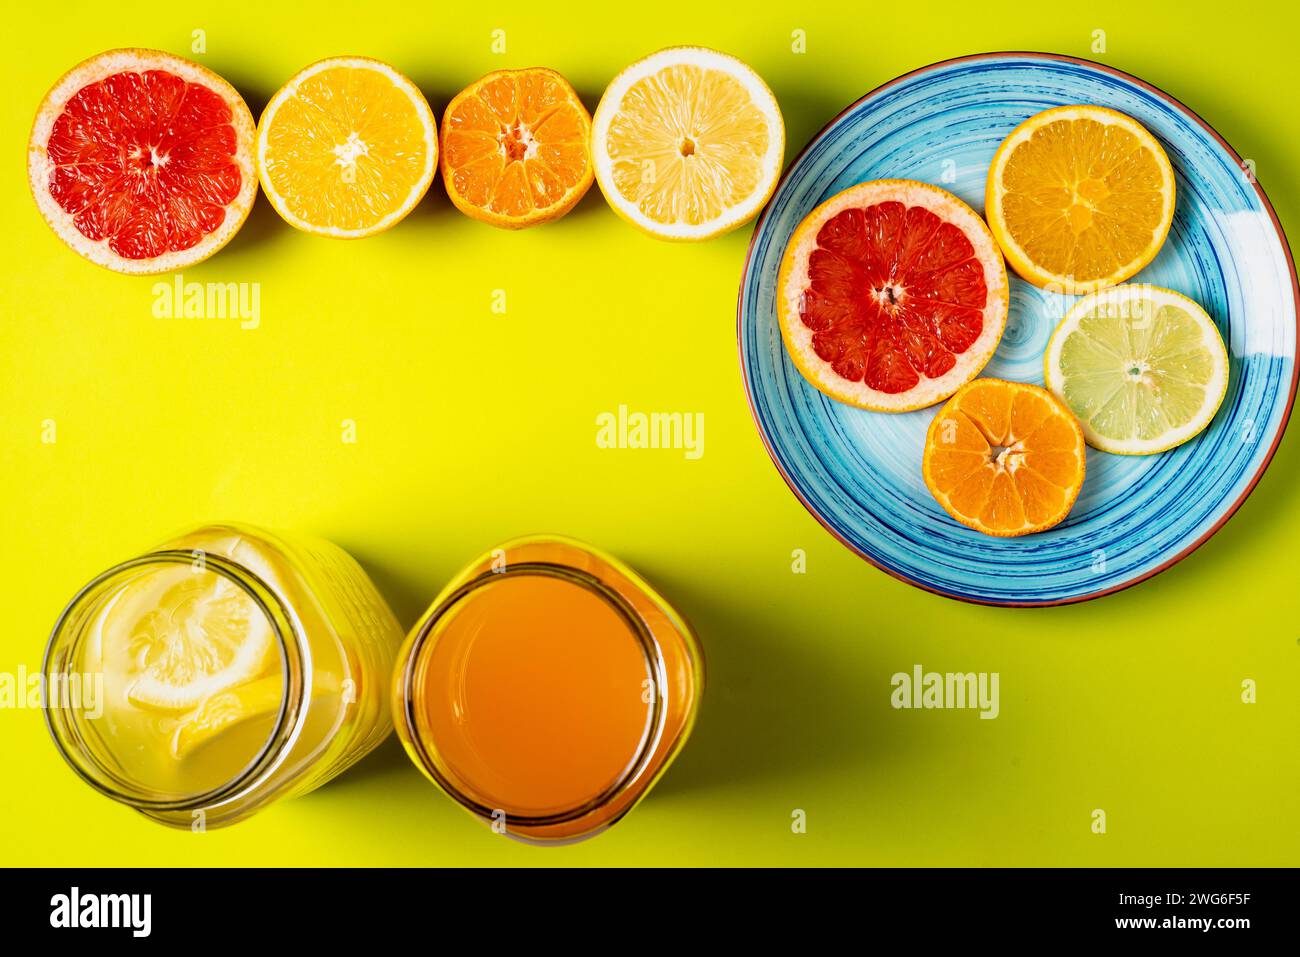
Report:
28,49,257,274
777,179,1009,412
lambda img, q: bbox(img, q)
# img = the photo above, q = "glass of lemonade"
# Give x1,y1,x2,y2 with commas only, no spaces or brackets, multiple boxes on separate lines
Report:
392,536,704,843
42,523,404,828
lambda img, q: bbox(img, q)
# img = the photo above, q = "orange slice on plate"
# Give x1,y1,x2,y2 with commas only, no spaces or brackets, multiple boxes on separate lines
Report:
777,179,1009,412
28,48,257,274
985,105,1176,295
923,378,1086,537
441,68,593,228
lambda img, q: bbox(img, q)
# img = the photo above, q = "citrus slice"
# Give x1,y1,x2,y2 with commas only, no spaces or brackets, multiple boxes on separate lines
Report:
923,378,1086,537
591,46,784,240
171,675,284,759
1044,284,1229,454
170,671,343,759
112,568,277,711
257,57,437,237
441,68,593,229
27,48,257,274
777,179,1009,412
985,105,1176,294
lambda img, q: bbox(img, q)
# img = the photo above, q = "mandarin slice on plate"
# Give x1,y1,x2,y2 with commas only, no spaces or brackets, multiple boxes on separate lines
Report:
923,378,1086,537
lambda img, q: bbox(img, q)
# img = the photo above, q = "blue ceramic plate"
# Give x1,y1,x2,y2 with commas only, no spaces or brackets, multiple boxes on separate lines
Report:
738,53,1297,606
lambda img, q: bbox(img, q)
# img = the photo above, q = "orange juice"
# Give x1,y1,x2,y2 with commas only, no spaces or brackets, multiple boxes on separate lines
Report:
394,536,703,843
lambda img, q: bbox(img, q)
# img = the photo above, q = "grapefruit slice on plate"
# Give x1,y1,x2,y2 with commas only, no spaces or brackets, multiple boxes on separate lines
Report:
777,179,1009,412
28,49,257,274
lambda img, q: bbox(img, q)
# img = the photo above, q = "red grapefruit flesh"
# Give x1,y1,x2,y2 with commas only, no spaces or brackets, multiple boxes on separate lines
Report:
777,179,1009,411
28,49,257,274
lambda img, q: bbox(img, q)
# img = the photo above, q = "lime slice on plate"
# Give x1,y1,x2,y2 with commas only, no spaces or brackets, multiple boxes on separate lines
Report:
1044,284,1229,454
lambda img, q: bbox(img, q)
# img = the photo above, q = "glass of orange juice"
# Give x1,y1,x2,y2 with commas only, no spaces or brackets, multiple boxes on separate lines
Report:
392,536,704,843
42,523,404,828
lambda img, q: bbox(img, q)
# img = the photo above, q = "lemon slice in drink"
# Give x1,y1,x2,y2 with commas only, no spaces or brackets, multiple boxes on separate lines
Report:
1044,284,1229,454
115,568,277,711
170,671,344,759
591,47,784,240
171,675,284,759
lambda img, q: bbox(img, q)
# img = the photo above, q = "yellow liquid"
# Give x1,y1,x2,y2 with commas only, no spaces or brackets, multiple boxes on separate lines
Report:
52,524,403,823
80,560,287,798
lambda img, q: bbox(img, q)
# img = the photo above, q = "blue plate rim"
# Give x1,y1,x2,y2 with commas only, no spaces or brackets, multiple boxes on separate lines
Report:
736,50,1300,608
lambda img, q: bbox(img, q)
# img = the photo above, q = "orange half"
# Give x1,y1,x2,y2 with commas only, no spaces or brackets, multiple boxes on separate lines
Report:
256,56,437,238
440,68,593,229
923,378,1086,537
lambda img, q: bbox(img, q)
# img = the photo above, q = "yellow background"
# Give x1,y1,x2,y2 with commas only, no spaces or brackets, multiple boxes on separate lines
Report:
3,0,1297,866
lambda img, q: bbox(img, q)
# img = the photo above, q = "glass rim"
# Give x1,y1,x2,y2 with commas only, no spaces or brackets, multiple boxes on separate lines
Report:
398,557,671,829
41,549,305,813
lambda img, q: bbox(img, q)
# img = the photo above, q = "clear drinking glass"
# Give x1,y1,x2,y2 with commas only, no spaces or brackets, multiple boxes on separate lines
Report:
392,535,704,843
43,523,403,829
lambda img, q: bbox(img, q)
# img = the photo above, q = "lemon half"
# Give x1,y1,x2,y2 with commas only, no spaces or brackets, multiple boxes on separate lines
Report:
591,47,784,241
